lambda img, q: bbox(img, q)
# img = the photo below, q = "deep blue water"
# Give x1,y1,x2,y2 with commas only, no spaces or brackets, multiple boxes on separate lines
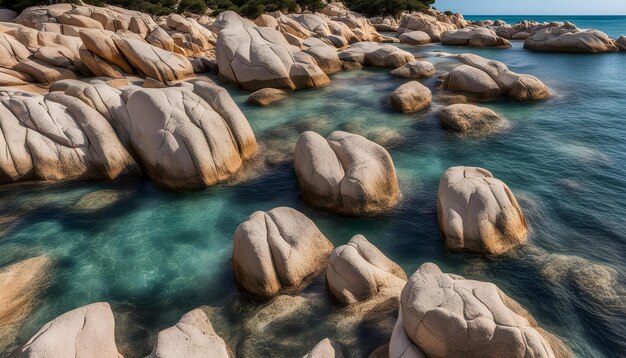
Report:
0,41,625,357
464,15,626,38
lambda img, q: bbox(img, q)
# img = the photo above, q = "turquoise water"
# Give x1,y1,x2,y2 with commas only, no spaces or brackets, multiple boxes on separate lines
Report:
464,15,626,38
1,41,625,356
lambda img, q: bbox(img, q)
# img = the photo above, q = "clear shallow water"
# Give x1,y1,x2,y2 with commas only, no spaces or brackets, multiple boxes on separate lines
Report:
0,41,625,357
464,15,626,38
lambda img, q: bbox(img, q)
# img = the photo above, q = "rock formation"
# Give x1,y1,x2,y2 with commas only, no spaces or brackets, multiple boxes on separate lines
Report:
390,60,436,79
247,88,288,106
437,166,528,254
440,104,507,134
233,207,333,298
442,53,549,101
146,309,230,358
442,27,511,48
327,235,407,304
303,338,344,358
390,262,571,358
339,42,414,68
390,81,432,113
294,131,401,215
15,302,122,358
524,26,620,53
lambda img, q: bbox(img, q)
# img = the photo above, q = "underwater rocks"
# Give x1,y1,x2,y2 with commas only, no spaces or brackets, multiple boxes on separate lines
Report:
247,88,288,106
294,131,401,215
15,302,122,358
390,81,432,113
0,256,53,348
441,27,511,48
440,104,507,134
327,235,407,304
303,338,344,358
442,53,549,101
524,26,620,53
146,309,230,358
233,207,333,298
390,60,436,79
391,263,567,358
0,89,137,184
437,166,528,255
216,13,329,91
338,42,415,68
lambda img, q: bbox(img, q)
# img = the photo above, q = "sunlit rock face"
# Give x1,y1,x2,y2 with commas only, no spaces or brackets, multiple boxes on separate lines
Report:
294,131,401,215
524,26,620,53
390,263,572,358
441,53,549,101
146,308,230,358
437,166,528,255
327,234,407,304
14,302,122,358
233,207,333,298
441,27,511,48
440,104,508,135
0,89,137,184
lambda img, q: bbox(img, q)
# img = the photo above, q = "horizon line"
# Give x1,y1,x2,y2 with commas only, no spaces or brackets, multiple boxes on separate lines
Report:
461,14,626,16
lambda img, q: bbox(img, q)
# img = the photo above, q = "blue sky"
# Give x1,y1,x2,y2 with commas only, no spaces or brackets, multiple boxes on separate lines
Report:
433,0,626,15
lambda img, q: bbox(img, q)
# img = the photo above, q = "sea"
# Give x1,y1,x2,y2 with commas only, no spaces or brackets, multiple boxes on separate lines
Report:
0,15,624,358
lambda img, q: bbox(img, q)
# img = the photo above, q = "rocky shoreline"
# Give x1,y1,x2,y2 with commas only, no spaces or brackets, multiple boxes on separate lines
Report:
0,1,624,357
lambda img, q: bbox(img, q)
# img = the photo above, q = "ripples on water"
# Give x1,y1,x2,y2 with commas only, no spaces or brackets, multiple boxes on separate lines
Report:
0,26,625,358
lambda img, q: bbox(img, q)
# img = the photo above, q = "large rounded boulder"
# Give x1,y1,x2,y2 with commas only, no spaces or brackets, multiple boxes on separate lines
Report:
15,302,122,358
440,104,507,134
390,81,432,113
391,263,570,358
524,27,619,53
294,131,401,215
327,234,407,304
441,27,511,48
437,166,527,254
390,60,436,79
146,309,230,358
233,207,333,298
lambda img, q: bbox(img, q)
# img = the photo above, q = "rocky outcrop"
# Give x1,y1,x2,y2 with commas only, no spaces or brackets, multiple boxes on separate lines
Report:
146,309,230,358
303,40,342,75
294,131,401,215
327,235,407,304
49,79,256,190
398,12,459,42
303,338,344,358
442,53,549,101
216,22,329,90
370,16,399,32
233,207,333,298
617,36,626,51
0,256,53,347
247,88,288,106
442,27,511,48
15,302,122,358
338,42,414,68
390,81,432,113
524,26,619,53
0,89,137,184
440,104,507,134
391,263,570,358
437,166,527,254
390,60,436,79
398,31,431,45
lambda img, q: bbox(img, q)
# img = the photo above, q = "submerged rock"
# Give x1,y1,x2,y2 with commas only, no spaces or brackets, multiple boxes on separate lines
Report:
294,131,401,215
15,302,122,358
74,190,124,210
146,309,230,358
390,60,436,79
0,256,53,348
440,104,507,134
437,166,527,254
390,81,432,113
233,207,333,298
392,263,569,358
327,235,407,304
303,338,344,358
247,88,288,106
